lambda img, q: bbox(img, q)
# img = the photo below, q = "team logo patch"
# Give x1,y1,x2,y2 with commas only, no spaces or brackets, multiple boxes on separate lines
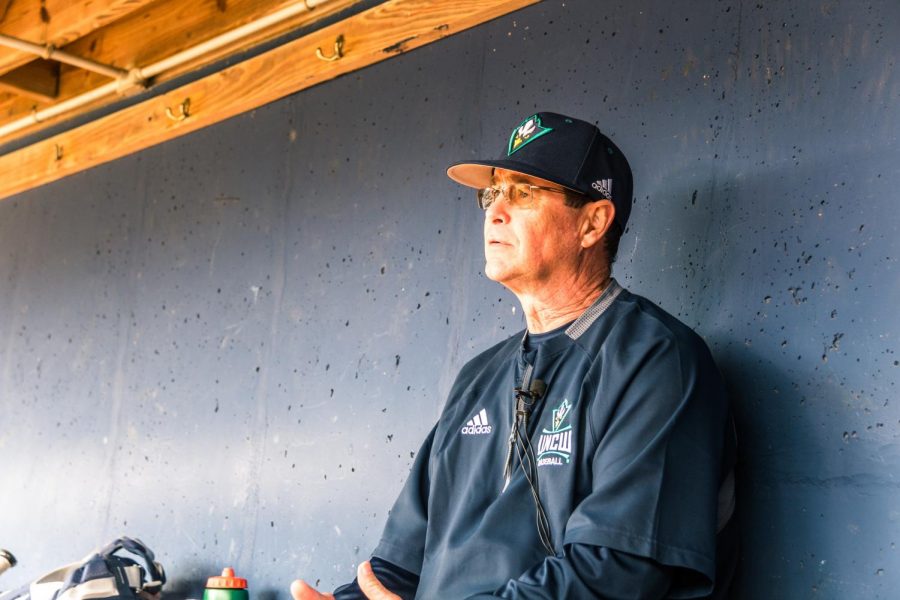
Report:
537,398,573,467
508,115,552,156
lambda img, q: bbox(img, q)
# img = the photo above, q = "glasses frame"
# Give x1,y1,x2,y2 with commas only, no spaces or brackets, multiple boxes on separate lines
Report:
476,183,571,211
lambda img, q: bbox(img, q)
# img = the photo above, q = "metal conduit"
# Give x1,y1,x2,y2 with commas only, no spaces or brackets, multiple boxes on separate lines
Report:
0,33,129,79
0,0,333,141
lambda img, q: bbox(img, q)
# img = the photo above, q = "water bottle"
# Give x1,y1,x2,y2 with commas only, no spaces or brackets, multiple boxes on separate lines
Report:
203,568,248,600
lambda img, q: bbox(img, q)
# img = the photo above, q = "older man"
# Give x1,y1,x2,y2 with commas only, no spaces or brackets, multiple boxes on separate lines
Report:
292,112,737,599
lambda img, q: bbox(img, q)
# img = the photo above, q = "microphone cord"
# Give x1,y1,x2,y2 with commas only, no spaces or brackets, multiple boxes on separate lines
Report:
514,414,554,555
503,384,555,555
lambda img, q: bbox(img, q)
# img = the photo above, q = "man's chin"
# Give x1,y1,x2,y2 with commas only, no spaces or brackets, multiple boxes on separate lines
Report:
484,262,502,282
484,263,514,285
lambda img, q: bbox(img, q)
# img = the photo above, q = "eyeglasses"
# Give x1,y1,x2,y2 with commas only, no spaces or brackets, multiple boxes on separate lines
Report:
476,183,569,211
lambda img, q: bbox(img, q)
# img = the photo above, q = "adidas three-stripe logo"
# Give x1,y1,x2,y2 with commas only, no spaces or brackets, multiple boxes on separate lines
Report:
461,408,492,435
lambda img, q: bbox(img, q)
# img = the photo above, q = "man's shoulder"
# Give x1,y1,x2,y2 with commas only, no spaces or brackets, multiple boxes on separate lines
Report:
583,287,715,362
616,289,703,338
456,331,522,378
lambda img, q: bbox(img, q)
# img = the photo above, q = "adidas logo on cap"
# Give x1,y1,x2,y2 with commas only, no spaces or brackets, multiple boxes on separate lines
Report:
461,408,492,435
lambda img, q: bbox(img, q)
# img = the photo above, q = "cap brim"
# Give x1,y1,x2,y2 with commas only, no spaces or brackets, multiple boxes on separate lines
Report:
446,159,582,195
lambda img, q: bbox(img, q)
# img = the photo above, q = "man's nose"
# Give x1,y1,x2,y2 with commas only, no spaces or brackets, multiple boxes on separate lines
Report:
485,197,510,223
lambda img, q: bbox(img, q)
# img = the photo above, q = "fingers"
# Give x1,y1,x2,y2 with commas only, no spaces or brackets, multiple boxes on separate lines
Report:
289,580,314,600
290,579,333,600
356,561,401,600
291,563,394,600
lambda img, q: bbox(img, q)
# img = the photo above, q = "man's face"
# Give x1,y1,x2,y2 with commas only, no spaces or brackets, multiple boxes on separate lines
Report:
482,170,588,293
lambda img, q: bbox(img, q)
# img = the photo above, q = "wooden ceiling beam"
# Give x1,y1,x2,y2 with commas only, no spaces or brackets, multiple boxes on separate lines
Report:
63,0,365,84
0,59,60,102
0,0,362,142
0,0,156,76
0,0,540,201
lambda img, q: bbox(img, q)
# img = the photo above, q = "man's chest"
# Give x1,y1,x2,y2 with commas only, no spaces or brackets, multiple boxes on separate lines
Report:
428,364,601,529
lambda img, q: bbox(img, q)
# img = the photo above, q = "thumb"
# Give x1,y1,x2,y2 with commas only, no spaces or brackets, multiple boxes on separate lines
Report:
290,579,333,600
356,561,400,600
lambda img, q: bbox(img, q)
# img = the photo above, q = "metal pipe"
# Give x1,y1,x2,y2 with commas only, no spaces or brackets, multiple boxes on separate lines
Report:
138,0,332,80
0,33,129,80
0,0,333,141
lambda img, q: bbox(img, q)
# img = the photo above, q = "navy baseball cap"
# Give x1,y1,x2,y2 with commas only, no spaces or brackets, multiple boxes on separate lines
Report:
447,112,633,228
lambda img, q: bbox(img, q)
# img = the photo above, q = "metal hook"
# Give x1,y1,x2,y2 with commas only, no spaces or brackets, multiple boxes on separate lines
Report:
165,98,190,122
54,143,63,161
315,34,344,62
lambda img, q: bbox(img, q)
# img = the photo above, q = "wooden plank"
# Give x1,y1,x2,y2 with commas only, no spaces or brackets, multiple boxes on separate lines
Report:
0,60,60,102
0,92,32,119
61,0,359,72
0,0,156,76
0,0,540,202
0,0,362,140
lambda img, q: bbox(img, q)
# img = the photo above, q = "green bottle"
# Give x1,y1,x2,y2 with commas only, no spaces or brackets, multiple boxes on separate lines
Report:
203,568,248,600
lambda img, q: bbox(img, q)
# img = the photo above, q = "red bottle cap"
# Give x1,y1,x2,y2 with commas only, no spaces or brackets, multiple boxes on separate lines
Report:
207,567,247,589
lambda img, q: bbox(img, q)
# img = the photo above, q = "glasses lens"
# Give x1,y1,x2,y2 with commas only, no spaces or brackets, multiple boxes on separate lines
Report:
509,184,533,208
477,187,497,210
477,185,535,210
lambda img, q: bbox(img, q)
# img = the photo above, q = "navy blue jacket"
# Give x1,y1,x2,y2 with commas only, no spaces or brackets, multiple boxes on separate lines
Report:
340,281,737,598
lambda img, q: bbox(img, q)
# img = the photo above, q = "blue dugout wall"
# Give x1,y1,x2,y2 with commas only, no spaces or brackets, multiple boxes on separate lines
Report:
1,1,898,597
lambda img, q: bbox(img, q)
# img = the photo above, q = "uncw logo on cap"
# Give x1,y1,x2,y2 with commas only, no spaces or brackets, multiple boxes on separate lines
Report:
508,115,552,156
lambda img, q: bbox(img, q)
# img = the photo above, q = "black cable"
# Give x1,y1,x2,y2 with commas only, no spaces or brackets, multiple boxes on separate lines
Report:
512,410,555,555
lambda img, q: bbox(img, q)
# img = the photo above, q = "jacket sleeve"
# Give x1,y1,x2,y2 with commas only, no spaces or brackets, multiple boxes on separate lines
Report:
465,543,672,599
332,556,419,600
559,320,730,595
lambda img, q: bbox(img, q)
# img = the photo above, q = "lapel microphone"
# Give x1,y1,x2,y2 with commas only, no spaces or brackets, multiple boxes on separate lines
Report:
505,379,547,492
514,379,547,420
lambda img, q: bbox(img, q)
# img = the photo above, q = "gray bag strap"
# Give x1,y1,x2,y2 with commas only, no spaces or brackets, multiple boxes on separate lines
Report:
96,538,165,590
53,537,165,600
0,561,82,600
0,538,164,600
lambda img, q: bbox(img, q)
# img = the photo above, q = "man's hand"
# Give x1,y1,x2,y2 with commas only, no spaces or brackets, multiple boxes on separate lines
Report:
290,579,334,600
356,561,401,600
289,561,399,600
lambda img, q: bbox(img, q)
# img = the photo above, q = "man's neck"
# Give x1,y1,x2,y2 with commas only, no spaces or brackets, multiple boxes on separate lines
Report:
517,275,611,334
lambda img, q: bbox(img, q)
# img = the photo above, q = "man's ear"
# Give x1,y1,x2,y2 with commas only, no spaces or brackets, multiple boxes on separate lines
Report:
580,200,615,249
